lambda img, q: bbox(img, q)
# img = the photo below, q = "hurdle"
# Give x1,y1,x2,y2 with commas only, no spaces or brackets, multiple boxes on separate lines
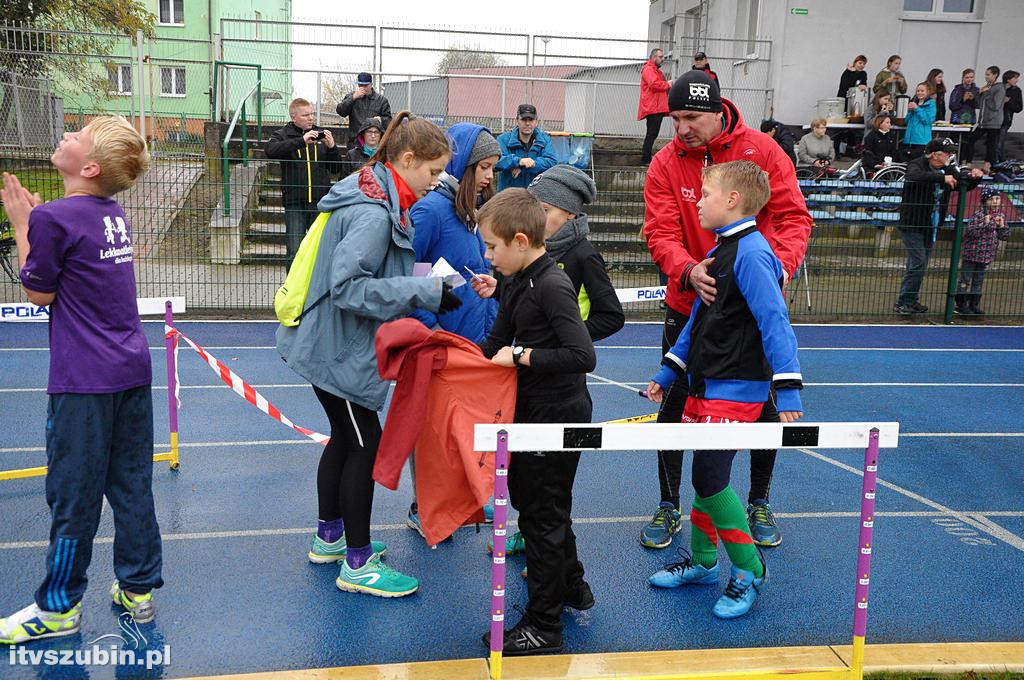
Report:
0,297,185,482
475,421,898,680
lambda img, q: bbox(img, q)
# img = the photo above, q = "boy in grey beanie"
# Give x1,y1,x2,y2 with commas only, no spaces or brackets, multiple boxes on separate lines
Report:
527,164,624,341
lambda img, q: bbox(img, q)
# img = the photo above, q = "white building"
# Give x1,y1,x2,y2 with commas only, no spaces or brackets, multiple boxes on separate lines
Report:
650,0,1023,131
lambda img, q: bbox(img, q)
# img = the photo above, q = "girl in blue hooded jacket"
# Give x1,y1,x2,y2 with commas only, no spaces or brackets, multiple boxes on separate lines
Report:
404,122,502,536
902,82,936,160
277,111,462,598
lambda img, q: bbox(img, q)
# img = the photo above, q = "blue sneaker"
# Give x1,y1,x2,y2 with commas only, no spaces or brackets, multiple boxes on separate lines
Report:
747,500,782,547
649,549,720,588
406,505,426,538
483,503,494,523
487,530,526,555
712,561,767,619
641,502,682,549
308,534,387,564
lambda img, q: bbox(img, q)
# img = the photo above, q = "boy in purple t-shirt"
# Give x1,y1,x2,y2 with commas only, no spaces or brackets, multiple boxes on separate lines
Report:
0,116,161,644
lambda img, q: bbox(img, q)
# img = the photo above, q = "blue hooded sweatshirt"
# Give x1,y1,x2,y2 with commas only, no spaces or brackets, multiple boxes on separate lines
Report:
408,123,498,343
903,97,936,146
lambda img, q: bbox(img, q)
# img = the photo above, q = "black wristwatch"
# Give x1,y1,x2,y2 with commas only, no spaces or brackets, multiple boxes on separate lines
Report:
512,345,525,366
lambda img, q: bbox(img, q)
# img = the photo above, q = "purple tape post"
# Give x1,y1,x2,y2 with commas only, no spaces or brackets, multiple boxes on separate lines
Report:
489,431,510,658
853,428,880,637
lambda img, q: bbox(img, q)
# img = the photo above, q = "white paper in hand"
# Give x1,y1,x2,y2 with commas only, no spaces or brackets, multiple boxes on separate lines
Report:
430,257,466,289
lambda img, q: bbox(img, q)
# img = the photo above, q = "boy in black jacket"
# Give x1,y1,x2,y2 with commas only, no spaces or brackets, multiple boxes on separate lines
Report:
895,138,983,315
264,97,342,263
474,189,597,656
528,165,625,341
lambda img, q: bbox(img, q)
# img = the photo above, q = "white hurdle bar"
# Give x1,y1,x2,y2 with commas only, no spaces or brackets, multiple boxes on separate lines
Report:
477,421,898,680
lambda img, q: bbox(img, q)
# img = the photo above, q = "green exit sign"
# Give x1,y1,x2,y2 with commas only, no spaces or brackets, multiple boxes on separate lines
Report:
790,7,809,14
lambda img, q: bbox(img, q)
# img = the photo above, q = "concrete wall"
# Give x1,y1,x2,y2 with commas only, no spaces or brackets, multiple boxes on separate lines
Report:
653,0,1023,131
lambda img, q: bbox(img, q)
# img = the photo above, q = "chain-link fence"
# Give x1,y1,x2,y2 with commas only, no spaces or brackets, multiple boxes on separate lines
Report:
4,145,1022,322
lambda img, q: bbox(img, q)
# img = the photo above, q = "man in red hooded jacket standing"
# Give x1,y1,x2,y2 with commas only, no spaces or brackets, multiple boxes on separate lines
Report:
640,70,812,553
638,48,671,164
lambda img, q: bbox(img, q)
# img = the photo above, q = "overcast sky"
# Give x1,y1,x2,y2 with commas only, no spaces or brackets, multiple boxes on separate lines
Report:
292,0,650,43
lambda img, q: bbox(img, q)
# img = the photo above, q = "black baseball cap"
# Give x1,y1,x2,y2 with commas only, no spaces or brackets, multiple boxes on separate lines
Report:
694,51,708,61
925,137,956,155
357,72,372,85
517,104,537,119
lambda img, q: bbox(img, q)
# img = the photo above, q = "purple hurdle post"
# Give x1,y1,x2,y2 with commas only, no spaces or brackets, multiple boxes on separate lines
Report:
164,300,180,469
489,430,510,680
850,427,880,680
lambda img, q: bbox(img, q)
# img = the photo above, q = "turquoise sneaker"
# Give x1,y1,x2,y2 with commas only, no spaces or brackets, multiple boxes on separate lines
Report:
487,530,526,555
308,534,387,564
110,581,155,624
649,549,720,588
712,561,767,619
336,553,419,598
641,502,682,549
483,503,494,523
0,602,81,644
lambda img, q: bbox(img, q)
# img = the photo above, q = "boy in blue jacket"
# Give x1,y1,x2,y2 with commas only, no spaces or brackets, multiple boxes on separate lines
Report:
645,160,803,620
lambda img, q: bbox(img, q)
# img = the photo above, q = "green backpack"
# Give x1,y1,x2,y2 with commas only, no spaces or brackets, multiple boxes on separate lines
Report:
274,211,332,327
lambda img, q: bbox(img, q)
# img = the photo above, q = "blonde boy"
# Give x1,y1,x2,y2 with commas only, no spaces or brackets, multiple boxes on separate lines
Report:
0,117,161,643
645,161,803,619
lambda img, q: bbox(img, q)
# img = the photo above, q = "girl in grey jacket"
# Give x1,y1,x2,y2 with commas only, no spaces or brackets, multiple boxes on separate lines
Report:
277,111,459,598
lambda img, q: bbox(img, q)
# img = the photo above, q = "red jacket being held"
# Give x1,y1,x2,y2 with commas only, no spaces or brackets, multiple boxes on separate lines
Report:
374,318,516,545
637,59,671,119
643,98,812,315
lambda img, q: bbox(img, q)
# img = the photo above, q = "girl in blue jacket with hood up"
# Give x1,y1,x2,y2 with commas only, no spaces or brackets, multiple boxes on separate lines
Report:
902,82,937,159
276,111,462,598
405,122,501,536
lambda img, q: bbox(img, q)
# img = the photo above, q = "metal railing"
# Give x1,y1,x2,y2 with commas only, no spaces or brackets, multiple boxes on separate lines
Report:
221,80,262,216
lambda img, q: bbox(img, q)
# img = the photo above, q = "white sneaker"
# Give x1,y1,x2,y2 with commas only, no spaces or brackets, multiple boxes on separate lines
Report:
0,602,82,644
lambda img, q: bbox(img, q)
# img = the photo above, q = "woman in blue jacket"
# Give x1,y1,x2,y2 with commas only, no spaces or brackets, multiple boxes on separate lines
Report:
277,111,462,598
405,122,501,535
902,82,936,160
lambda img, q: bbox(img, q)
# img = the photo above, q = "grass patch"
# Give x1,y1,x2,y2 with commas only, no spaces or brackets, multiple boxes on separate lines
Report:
0,165,63,224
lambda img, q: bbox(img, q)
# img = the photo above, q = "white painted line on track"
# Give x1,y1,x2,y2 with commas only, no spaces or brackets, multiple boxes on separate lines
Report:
798,447,1024,554
3,510,1023,551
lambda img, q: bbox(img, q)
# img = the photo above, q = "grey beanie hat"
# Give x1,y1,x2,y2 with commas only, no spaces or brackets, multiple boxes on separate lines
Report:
526,164,597,216
467,130,501,167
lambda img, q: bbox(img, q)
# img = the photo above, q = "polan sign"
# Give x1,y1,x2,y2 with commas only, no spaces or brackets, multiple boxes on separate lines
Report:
0,303,50,321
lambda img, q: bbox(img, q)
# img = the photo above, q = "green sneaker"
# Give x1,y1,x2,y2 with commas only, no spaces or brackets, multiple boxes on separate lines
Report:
487,530,526,555
336,553,419,598
0,602,81,644
308,534,387,564
110,581,155,624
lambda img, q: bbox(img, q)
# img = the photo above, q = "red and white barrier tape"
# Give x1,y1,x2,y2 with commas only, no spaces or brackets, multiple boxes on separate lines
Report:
165,326,329,445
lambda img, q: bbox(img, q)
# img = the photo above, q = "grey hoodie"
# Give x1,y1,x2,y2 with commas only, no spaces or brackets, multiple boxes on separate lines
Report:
276,162,443,410
979,82,1006,129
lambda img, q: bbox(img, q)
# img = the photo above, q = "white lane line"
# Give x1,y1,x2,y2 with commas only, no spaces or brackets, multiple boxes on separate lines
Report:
3,510,1023,551
6,432,1024,454
798,447,1024,554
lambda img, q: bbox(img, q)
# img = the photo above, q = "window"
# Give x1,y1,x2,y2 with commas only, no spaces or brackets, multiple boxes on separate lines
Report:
254,11,262,39
159,0,184,25
735,0,760,56
108,64,132,95
903,0,977,15
160,67,186,96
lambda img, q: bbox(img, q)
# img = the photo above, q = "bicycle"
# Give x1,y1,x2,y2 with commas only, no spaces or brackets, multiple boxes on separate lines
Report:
796,159,866,181
869,162,907,181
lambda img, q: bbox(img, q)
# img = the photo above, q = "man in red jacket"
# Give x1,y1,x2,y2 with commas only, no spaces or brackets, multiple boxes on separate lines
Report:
640,70,812,552
638,48,671,164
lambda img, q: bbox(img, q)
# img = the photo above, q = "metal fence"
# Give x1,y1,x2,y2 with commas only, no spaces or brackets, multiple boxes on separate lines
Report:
0,74,63,148
3,148,1023,322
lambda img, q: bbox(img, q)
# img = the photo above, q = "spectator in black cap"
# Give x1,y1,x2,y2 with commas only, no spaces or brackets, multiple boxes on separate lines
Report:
692,51,718,82
640,68,811,556
336,72,393,146
495,103,558,191
894,137,983,316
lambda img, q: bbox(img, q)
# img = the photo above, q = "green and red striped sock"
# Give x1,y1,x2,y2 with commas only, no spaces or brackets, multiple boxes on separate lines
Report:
697,486,764,577
689,496,719,568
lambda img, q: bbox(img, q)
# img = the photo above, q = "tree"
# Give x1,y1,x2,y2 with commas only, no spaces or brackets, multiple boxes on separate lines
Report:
436,44,507,75
1,0,156,99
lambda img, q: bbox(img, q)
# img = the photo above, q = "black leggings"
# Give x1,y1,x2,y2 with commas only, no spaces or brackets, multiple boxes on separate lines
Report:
656,306,779,507
313,385,382,548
